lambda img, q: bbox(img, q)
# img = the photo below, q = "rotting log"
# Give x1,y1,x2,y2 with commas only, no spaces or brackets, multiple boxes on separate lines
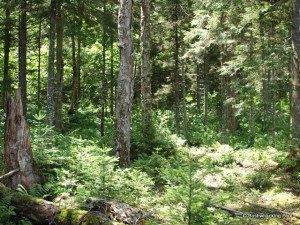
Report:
0,183,113,225
3,89,44,190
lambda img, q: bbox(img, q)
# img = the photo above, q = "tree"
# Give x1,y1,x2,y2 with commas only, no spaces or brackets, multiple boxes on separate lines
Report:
141,0,153,141
3,0,11,109
114,0,134,167
19,0,27,116
54,0,64,130
47,0,56,128
101,0,107,136
3,90,44,190
291,0,300,148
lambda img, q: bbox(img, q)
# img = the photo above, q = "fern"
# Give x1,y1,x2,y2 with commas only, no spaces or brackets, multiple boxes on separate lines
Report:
0,194,16,224
17,183,51,199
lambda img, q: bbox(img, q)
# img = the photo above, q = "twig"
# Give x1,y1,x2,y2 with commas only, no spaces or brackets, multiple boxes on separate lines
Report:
0,168,20,181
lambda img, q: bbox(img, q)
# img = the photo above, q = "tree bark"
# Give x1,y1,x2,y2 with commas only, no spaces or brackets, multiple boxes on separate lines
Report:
37,18,42,109
110,34,115,116
101,0,107,136
47,0,56,128
196,64,201,112
3,0,11,110
174,9,181,135
291,0,300,147
3,90,44,190
141,0,153,141
55,0,64,130
19,0,27,116
115,0,134,167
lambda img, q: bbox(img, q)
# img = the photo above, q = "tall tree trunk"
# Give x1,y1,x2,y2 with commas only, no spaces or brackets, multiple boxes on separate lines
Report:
37,18,42,109
55,0,64,130
141,0,153,140
47,0,56,128
19,0,27,116
3,90,44,190
182,57,189,141
115,0,134,167
110,34,115,116
196,64,201,112
291,0,300,148
69,6,83,115
227,76,238,132
101,0,107,136
174,10,181,135
203,61,209,126
221,76,227,144
3,0,11,110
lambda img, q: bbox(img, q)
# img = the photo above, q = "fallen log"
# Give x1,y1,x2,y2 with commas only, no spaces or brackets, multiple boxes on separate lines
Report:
0,183,113,224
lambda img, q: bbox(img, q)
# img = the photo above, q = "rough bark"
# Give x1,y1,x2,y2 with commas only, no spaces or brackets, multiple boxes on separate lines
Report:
47,0,56,128
19,0,27,116
55,0,64,130
291,0,300,147
227,76,239,132
196,64,201,112
3,0,11,110
115,0,134,167
3,90,44,190
141,0,153,140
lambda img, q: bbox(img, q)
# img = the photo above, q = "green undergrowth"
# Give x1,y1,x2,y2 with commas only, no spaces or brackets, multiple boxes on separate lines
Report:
0,108,299,224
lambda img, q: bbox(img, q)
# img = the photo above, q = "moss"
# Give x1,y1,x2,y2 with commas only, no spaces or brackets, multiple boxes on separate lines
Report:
57,208,112,225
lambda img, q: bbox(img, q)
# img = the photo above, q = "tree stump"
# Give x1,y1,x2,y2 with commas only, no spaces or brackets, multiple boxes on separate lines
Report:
3,89,44,189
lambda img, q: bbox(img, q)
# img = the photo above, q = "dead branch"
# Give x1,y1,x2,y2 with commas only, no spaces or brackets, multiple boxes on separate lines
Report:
0,168,20,181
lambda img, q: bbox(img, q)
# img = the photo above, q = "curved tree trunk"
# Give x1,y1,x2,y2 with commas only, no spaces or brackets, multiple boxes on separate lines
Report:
3,90,44,190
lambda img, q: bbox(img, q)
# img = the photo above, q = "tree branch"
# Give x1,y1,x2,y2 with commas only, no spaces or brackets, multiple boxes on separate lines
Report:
0,168,20,181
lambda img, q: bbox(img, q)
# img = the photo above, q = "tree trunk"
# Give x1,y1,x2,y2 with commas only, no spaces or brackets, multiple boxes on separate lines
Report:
141,0,153,141
37,18,42,109
69,6,83,115
3,0,11,110
55,0,64,130
19,0,27,116
291,0,300,148
115,0,134,167
174,10,181,135
110,34,115,116
227,76,238,132
47,0,56,128
203,61,209,126
221,76,227,144
196,64,201,112
101,0,107,136
3,90,44,190
182,57,189,141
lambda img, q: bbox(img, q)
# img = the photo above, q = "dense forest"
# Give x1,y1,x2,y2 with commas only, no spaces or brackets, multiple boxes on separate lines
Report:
0,0,300,224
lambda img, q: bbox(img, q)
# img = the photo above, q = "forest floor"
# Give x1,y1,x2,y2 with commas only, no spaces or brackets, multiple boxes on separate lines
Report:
196,144,300,225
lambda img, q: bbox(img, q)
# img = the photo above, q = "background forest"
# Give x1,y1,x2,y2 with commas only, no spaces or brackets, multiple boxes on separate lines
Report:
0,0,300,224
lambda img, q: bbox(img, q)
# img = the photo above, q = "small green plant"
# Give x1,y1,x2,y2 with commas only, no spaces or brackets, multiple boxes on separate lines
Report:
246,171,273,190
0,194,16,224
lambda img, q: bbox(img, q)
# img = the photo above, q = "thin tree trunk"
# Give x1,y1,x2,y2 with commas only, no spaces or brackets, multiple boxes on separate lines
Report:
249,30,255,146
101,0,107,136
174,11,181,135
221,76,227,144
37,18,42,109
3,0,11,110
69,33,77,114
110,34,114,116
141,0,153,140
55,0,64,130
19,0,27,116
115,0,134,167
203,61,208,126
196,64,201,112
47,0,56,128
182,57,189,141
3,90,44,190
